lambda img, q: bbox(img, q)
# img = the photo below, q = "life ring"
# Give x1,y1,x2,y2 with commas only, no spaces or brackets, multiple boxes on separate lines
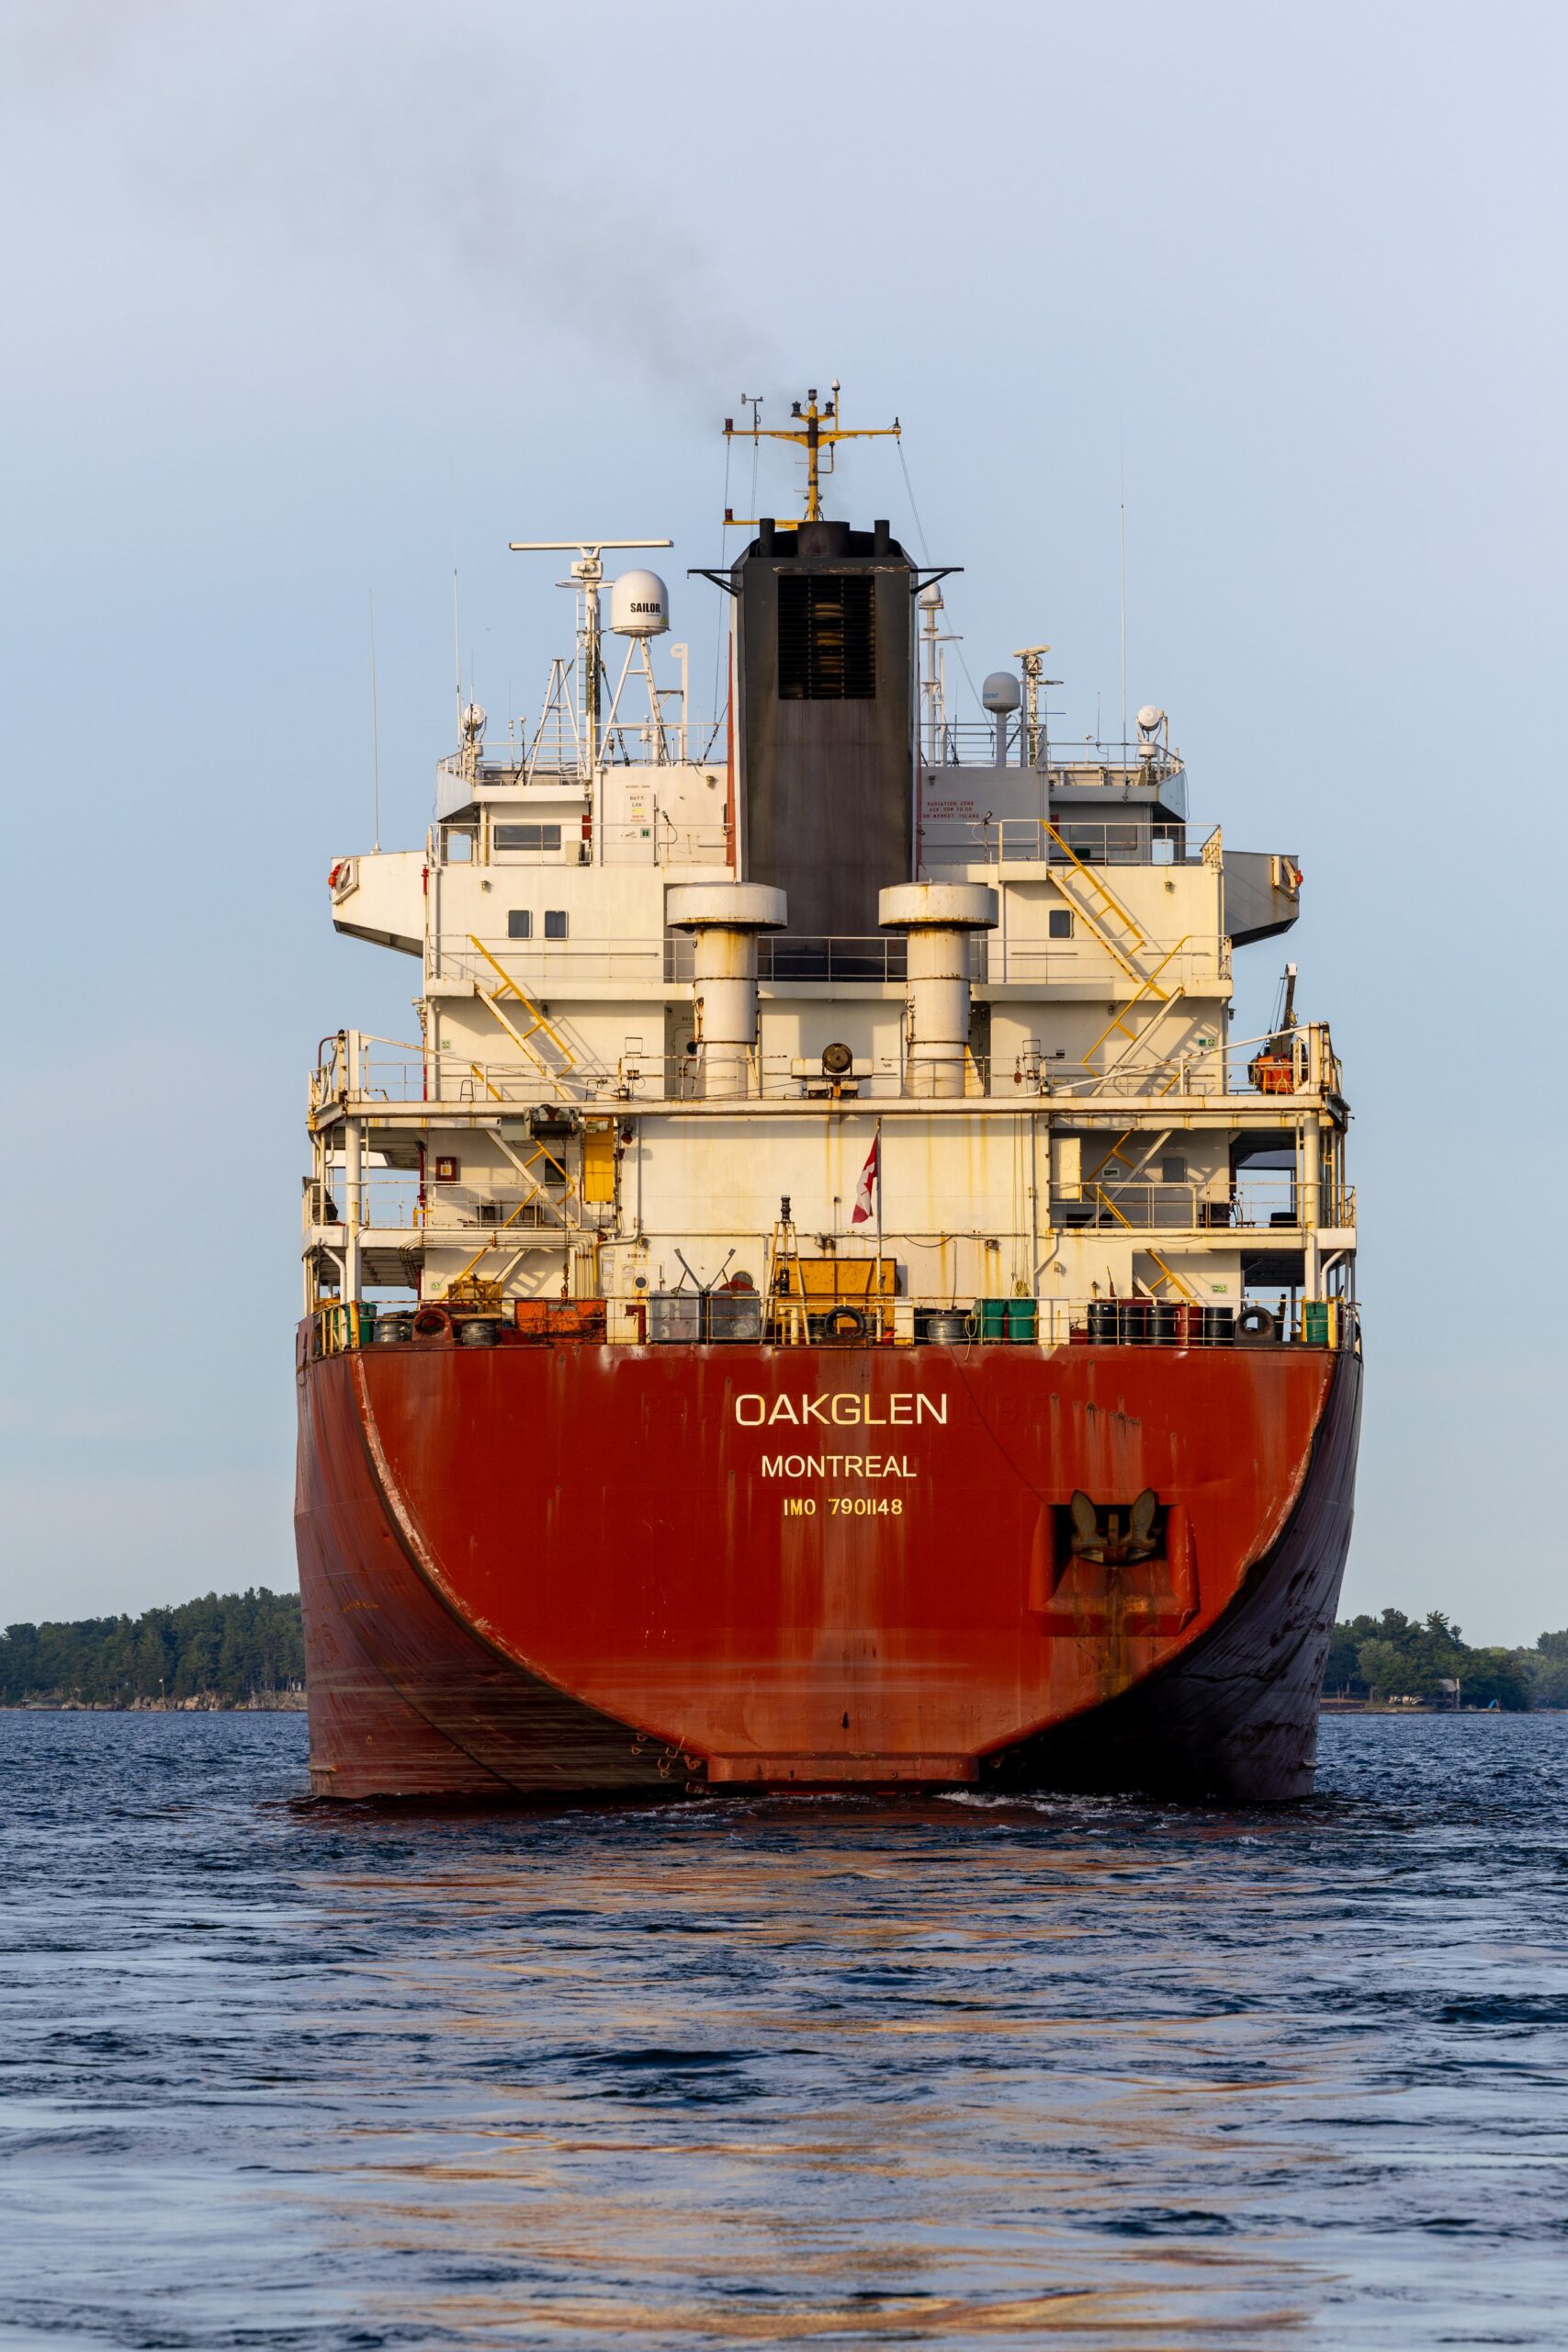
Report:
412,1305,454,1342
1235,1304,1278,1346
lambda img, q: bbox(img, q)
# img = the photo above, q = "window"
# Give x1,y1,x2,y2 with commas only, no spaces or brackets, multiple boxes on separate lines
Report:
494,823,562,853
544,909,569,940
1160,1156,1188,1185
507,910,532,940
777,572,876,699
1048,908,1074,939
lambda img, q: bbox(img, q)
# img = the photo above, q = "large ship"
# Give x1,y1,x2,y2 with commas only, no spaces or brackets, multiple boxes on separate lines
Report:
296,390,1360,1803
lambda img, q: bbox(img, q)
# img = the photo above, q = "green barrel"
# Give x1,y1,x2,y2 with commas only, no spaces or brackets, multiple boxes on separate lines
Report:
1303,1300,1330,1345
1006,1298,1038,1342
978,1297,1010,1340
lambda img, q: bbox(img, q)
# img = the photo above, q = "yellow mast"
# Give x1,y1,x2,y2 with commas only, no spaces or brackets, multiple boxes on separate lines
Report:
723,380,900,525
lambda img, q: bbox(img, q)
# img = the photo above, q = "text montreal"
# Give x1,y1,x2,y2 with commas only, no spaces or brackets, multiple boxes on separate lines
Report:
761,1453,916,1479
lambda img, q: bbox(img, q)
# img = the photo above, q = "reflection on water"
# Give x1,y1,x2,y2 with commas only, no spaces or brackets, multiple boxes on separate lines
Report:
2,1713,1566,2348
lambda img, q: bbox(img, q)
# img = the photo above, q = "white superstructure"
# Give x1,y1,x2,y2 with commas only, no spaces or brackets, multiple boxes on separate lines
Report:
306,477,1354,1351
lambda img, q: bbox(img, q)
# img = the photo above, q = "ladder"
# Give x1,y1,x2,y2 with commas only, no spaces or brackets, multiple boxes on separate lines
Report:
765,1207,809,1345
446,1136,575,1290
467,935,577,1083
1041,823,1189,1087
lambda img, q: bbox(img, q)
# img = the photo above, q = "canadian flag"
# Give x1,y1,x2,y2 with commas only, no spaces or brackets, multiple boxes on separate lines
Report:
851,1131,880,1225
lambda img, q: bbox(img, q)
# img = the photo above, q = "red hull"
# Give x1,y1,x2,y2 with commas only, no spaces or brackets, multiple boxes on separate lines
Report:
295,1333,1360,1802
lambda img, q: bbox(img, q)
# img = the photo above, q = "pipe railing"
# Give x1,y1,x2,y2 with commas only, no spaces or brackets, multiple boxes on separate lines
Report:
321,1026,1342,1112
308,1293,1360,1356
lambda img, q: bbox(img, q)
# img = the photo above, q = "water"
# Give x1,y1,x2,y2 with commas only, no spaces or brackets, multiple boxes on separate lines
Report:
2,1715,1566,2349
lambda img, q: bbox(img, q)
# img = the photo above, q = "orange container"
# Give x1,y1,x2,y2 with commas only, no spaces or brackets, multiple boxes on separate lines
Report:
513,1300,550,1342
548,1301,607,1342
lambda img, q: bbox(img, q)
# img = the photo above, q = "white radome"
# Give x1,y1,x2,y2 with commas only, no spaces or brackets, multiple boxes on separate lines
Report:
981,670,1021,713
1136,704,1166,731
611,570,671,636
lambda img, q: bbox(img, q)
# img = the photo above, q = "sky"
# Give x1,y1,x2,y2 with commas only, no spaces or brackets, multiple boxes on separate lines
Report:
2,0,1564,1643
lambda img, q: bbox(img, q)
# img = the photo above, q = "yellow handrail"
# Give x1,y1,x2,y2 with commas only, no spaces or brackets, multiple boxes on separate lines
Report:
1040,820,1151,980
444,1139,572,1289
467,935,578,1078
1079,937,1191,1076
1089,1185,1199,1304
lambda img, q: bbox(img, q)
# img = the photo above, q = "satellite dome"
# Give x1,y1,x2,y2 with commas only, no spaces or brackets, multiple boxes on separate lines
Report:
981,671,1021,713
461,700,486,736
1136,704,1166,731
610,570,670,636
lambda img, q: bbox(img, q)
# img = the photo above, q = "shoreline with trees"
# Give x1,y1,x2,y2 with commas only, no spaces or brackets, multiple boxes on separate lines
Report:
1322,1610,1566,1712
1,1589,305,1712
3,1592,1564,1714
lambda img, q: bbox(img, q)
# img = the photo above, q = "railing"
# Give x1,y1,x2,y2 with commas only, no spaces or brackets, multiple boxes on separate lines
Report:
430,928,1232,995
323,1023,1342,1114
760,935,908,984
981,937,1224,988
1051,1179,1355,1232
435,822,729,870
435,716,728,800
308,1291,1360,1356
305,1160,1352,1247
1027,1024,1335,1102
600,821,730,867
923,819,1196,867
600,718,727,764
440,936,668,987
922,729,1188,787
310,1031,425,1114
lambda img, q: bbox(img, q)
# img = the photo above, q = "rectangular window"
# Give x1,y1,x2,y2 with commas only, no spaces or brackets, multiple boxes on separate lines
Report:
1160,1156,1188,1184
544,909,569,940
1048,908,1074,939
777,573,876,699
506,910,532,940
494,823,562,852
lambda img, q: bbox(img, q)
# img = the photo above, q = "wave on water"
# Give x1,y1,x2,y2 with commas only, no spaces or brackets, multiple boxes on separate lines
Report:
2,1710,1566,2348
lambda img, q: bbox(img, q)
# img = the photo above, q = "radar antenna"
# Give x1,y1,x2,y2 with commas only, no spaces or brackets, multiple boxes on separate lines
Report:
721,379,900,525
507,537,672,774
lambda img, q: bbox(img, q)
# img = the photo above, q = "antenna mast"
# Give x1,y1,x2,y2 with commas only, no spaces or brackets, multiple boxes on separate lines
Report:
1118,437,1128,750
722,380,900,525
368,592,381,852
452,569,464,742
507,538,673,775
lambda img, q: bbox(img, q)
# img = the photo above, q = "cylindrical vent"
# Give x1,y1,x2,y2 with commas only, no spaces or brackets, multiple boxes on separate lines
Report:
666,884,787,1100
878,883,997,1100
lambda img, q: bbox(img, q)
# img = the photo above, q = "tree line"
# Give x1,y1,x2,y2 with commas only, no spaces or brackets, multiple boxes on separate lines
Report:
0,1589,305,1707
4,1589,1566,1713
1323,1609,1568,1711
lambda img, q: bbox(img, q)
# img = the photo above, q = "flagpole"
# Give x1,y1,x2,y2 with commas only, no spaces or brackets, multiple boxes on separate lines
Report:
874,1116,884,1336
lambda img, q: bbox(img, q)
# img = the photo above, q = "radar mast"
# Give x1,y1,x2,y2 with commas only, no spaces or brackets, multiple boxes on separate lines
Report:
722,381,901,525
